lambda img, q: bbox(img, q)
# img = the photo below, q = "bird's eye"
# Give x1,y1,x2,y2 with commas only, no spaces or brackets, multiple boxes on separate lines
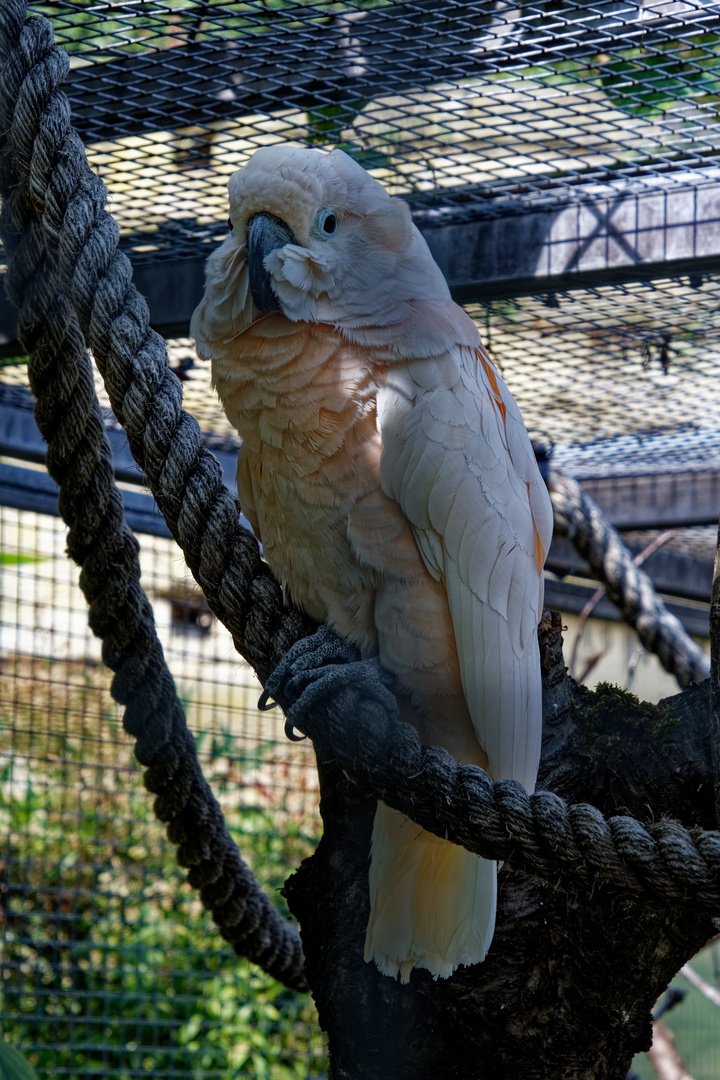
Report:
316,209,337,238
227,218,234,231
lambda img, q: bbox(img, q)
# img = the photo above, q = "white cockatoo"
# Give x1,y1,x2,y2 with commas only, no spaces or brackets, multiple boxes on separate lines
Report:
191,145,553,982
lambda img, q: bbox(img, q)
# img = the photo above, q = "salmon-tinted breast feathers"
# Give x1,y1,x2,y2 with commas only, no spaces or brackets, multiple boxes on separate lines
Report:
191,145,553,981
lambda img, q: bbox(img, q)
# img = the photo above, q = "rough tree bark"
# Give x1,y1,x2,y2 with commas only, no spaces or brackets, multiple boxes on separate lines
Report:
283,613,716,1080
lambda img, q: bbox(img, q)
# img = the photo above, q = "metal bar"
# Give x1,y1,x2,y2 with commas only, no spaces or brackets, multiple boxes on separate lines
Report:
4,388,718,532
580,471,720,531
2,450,711,626
422,173,720,299
0,461,173,537
4,170,720,346
1,396,714,600
0,392,241,499
547,537,712,605
543,576,710,638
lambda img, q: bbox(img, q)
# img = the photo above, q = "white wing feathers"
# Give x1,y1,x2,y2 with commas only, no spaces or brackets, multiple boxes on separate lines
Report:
378,343,552,794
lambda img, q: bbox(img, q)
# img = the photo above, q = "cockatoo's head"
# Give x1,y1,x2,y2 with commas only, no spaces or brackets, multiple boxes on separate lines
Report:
229,144,450,324
191,145,474,358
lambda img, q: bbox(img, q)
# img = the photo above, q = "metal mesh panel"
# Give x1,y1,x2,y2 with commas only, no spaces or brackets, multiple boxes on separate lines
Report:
0,496,324,1077
18,0,720,261
2,0,720,1073
10,264,720,473
469,274,720,467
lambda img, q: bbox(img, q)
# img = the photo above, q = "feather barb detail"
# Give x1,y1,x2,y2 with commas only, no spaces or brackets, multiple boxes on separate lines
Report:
475,346,507,423
527,483,548,575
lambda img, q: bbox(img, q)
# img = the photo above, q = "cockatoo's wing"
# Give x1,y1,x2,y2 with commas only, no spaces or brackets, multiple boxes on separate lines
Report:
379,337,553,792
192,144,554,979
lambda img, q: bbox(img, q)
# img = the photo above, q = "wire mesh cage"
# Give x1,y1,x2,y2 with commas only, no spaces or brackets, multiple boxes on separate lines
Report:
2,0,720,1076
0,491,324,1077
33,0,720,242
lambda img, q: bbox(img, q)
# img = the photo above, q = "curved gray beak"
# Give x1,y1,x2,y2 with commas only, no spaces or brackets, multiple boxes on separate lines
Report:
247,212,295,312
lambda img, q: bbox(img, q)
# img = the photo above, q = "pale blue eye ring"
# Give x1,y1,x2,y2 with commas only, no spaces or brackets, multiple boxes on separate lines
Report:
317,209,337,237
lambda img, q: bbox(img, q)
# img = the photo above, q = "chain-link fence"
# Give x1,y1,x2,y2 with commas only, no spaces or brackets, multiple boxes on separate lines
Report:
2,1,720,1076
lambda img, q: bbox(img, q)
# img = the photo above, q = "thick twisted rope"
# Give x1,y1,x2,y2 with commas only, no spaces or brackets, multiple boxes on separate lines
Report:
265,627,720,917
0,2,307,992
0,0,314,686
4,0,705,701
2,0,719,950
551,472,710,689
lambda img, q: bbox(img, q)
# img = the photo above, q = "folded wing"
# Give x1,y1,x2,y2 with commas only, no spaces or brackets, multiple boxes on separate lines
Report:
378,339,553,791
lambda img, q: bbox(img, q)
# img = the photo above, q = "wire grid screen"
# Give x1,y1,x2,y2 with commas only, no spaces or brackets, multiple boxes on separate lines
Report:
632,942,720,1080
0,500,324,1078
169,268,720,478
20,0,720,260
13,0,720,475
2,0,720,1071
4,268,720,473
469,273,720,470
11,0,720,488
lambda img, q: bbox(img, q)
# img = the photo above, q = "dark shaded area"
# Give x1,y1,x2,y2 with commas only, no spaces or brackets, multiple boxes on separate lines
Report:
284,615,716,1078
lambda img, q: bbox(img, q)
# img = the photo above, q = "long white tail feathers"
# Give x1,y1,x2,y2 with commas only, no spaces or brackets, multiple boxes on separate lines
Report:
364,800,497,983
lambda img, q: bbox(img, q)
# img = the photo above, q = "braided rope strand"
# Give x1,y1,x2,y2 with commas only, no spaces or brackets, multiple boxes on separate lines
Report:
551,472,710,689
266,627,720,917
0,3,307,991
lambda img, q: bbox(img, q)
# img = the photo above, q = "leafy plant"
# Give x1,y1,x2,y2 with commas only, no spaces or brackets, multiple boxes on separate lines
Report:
0,1041,40,1080
0,656,325,1078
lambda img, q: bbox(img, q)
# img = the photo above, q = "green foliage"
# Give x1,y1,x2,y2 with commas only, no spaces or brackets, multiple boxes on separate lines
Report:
0,554,45,566
593,36,720,120
0,1041,40,1080
39,0,390,56
306,103,365,146
631,945,720,1080
0,661,325,1078
537,32,720,122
